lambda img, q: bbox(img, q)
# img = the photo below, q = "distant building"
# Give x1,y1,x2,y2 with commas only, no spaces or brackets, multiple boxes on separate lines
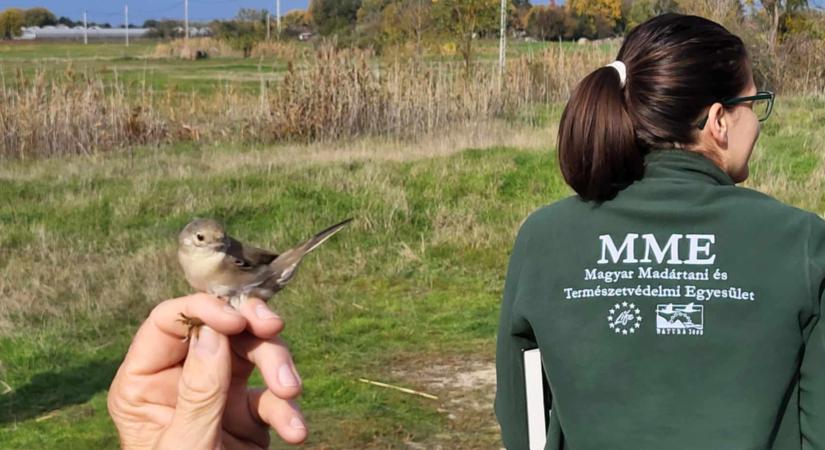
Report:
167,26,212,38
190,27,212,37
17,26,153,40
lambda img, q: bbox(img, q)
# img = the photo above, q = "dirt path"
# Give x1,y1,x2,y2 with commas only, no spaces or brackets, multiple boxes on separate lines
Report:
393,356,502,450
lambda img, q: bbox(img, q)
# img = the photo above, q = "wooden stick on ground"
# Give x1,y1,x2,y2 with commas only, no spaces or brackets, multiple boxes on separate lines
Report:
358,378,439,400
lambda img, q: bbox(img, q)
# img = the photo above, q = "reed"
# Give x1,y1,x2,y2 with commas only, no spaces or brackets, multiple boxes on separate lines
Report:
0,68,166,159
3,38,824,159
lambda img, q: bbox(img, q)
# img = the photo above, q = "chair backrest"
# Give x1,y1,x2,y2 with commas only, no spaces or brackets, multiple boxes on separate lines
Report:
523,348,551,450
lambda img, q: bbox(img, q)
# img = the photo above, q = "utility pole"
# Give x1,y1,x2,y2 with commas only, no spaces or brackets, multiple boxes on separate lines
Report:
184,0,189,40
83,10,88,45
276,0,281,36
125,3,129,47
498,0,507,77
267,12,271,41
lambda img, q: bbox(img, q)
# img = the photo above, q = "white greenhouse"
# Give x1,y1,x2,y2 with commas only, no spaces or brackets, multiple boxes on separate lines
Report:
17,25,152,40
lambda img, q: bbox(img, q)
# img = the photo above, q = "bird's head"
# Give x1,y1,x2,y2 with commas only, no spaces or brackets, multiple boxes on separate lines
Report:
179,218,229,252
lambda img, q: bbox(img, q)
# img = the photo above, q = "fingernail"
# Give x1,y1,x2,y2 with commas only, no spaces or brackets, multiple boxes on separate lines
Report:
194,326,220,356
255,304,280,320
223,304,242,315
289,416,306,429
279,364,299,387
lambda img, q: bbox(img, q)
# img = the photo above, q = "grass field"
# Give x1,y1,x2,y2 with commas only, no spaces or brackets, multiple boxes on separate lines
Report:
0,38,613,94
1,40,824,449
0,40,288,93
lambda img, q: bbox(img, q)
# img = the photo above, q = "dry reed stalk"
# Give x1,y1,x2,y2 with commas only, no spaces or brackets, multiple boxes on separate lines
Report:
250,41,308,60
255,44,611,142
4,39,824,160
0,68,165,159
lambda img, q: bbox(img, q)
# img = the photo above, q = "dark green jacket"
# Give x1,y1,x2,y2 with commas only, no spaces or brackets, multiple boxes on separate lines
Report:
496,149,825,449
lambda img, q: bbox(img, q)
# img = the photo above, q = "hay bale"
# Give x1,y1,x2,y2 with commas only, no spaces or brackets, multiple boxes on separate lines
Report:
180,45,195,60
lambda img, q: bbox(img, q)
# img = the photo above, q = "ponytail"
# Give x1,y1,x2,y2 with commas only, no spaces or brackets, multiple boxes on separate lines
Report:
556,14,750,203
558,66,641,202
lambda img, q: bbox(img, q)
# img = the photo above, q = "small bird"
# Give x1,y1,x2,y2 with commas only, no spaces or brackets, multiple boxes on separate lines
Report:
176,217,353,338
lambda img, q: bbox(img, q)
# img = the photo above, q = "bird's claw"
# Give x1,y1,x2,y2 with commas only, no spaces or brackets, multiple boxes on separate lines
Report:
176,313,204,342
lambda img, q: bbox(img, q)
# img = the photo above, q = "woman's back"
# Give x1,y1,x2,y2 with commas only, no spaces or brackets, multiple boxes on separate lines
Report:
496,149,825,449
495,13,825,449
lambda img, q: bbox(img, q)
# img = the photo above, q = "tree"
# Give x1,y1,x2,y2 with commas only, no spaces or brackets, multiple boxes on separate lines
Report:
236,8,268,23
146,19,184,38
675,0,743,33
527,5,577,40
310,0,362,35
214,9,267,57
355,0,389,46
57,16,77,27
23,7,56,27
282,10,311,29
567,0,622,36
215,20,263,57
622,0,676,29
356,0,433,54
0,8,25,39
759,0,808,53
432,0,500,71
512,1,533,30
390,0,433,56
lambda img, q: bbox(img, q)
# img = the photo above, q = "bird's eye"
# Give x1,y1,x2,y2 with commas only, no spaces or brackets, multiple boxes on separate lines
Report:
196,233,204,241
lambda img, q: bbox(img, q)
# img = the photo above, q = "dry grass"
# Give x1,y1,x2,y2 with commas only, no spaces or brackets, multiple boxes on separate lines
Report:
0,69,166,159
255,45,586,141
3,36,824,160
0,43,606,159
151,37,241,59
250,40,309,60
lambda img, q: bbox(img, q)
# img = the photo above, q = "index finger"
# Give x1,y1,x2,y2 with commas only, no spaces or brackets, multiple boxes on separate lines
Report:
121,293,247,375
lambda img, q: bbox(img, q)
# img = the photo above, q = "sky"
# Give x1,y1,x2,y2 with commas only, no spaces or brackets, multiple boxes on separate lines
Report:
1,0,554,26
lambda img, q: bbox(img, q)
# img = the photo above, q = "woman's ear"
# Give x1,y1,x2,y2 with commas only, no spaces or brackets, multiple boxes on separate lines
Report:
706,102,728,149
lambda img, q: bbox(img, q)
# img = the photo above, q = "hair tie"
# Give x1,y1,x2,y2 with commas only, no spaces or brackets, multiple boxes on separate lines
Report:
605,61,627,88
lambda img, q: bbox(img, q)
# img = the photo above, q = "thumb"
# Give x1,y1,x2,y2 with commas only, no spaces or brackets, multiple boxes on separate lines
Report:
156,326,232,450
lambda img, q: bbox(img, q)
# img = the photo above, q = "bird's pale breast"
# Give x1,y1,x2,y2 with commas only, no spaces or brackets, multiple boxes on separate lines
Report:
178,248,226,292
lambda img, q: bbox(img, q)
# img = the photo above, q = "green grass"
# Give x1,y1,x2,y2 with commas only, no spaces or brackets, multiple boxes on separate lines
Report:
0,40,157,59
0,40,289,94
0,135,565,449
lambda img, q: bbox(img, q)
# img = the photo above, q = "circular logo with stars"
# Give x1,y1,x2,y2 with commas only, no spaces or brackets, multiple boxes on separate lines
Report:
607,302,642,335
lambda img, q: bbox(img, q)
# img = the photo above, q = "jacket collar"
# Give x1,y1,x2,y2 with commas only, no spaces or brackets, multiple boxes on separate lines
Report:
643,149,735,186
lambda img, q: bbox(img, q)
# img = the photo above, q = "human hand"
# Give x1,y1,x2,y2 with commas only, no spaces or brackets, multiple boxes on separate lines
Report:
108,293,308,449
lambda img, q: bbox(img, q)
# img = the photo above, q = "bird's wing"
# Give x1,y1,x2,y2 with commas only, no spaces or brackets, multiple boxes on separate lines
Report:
224,235,279,270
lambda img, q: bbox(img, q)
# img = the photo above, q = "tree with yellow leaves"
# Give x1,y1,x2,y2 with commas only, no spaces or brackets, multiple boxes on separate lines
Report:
431,0,500,72
0,8,24,39
568,0,622,36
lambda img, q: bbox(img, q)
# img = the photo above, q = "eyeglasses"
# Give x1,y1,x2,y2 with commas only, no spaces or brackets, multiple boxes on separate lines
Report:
697,90,775,129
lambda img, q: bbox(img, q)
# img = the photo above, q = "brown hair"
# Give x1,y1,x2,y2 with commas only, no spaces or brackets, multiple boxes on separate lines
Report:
557,13,751,201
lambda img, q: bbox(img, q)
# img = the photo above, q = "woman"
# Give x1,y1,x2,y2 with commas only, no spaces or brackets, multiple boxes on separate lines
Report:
495,13,825,449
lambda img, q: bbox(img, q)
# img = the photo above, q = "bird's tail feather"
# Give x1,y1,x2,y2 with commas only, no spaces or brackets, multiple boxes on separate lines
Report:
300,218,353,255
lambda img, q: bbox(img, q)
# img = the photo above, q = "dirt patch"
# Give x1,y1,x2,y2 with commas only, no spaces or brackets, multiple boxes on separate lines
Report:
392,355,503,450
